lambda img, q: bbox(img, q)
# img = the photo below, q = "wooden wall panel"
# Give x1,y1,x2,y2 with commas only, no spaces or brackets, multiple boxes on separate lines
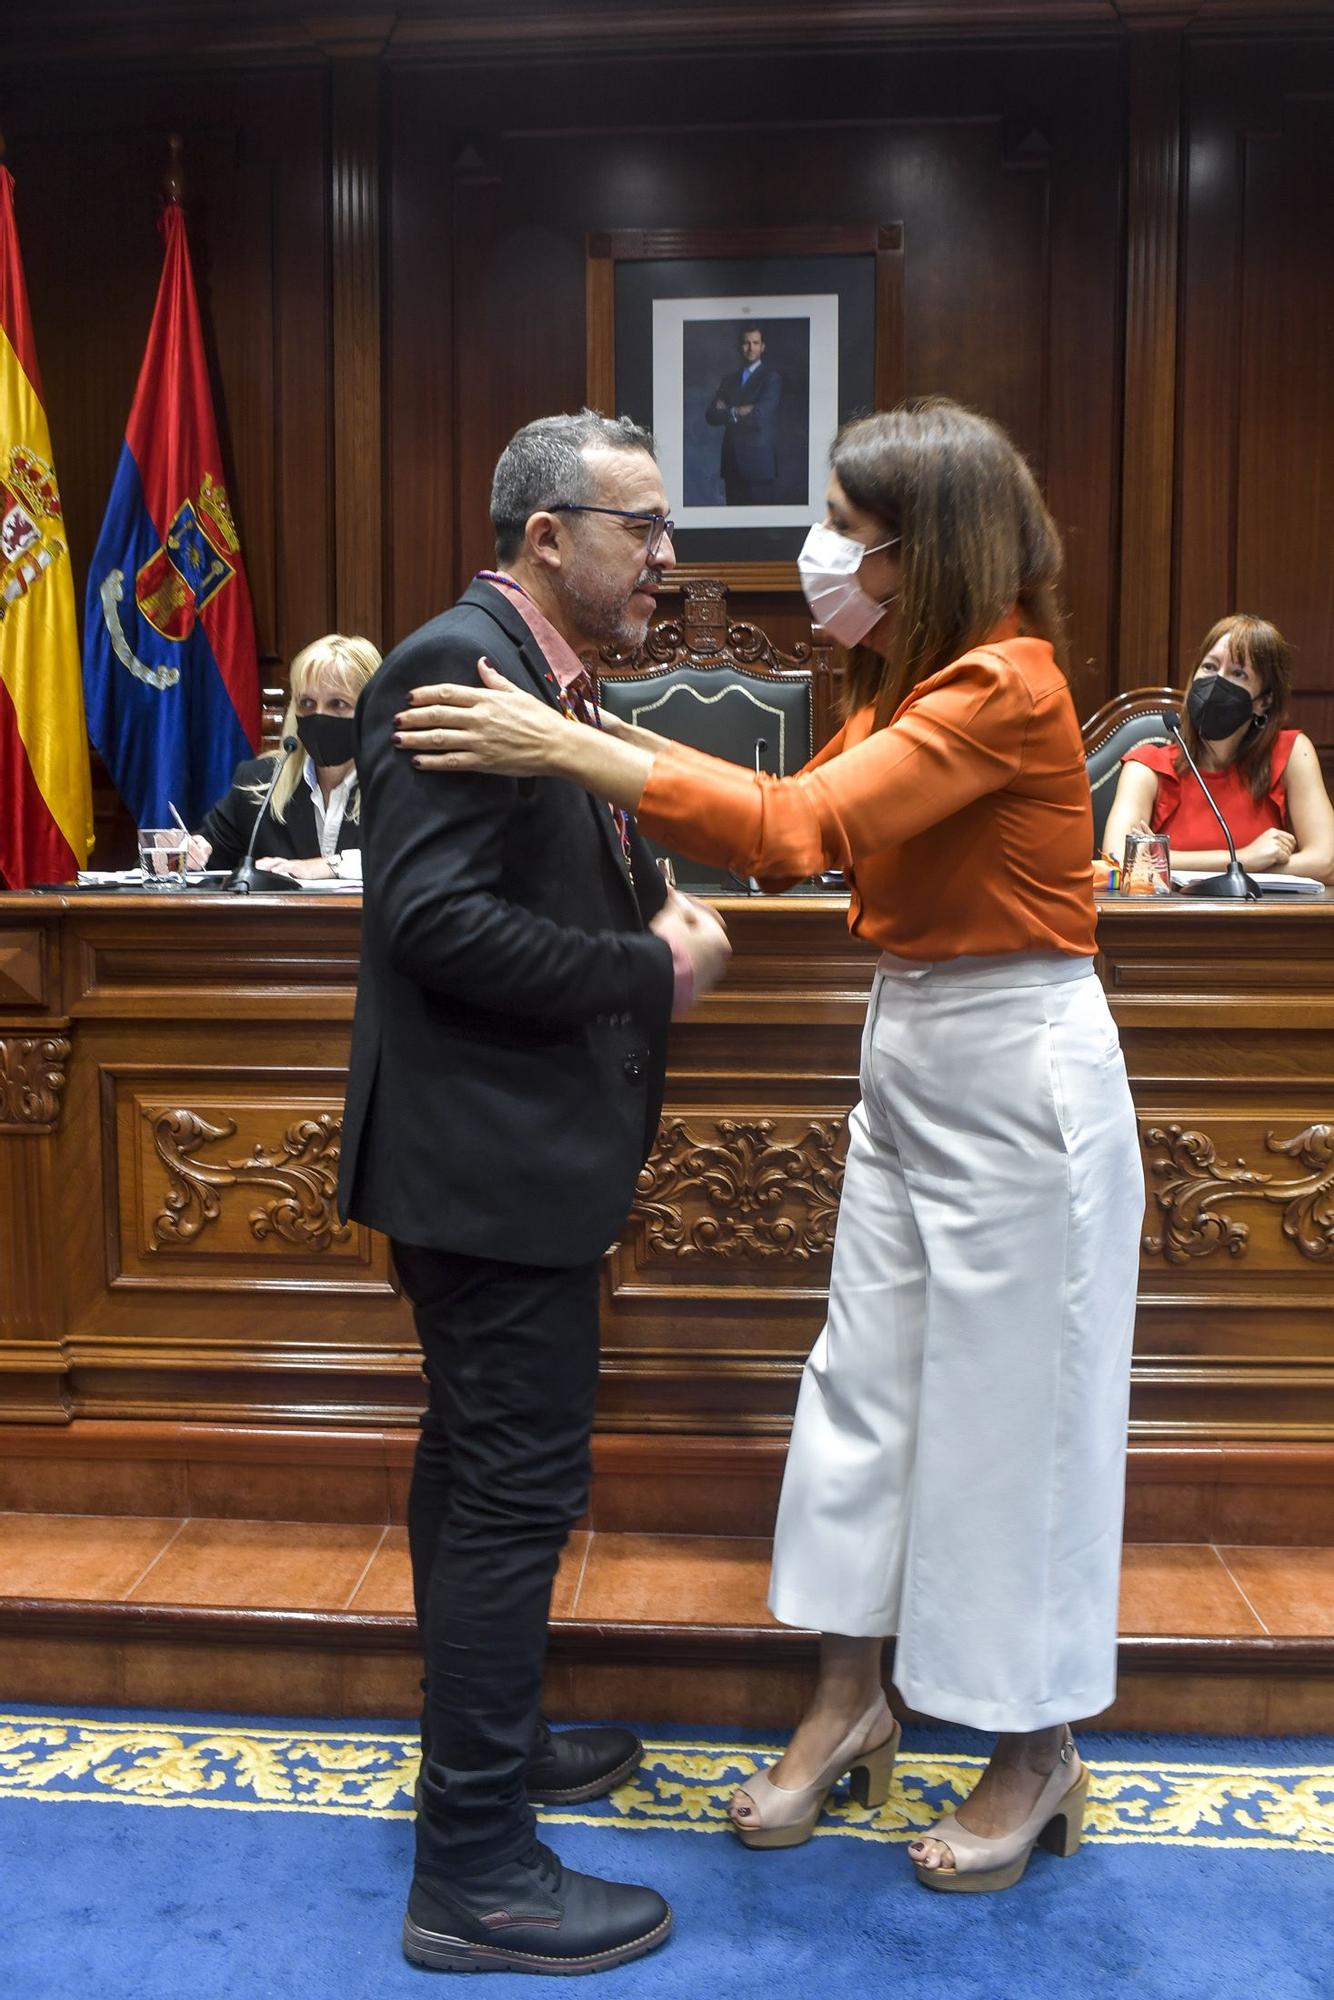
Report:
8,71,333,679
4,18,1326,777
1176,37,1334,757
329,55,386,645
4,69,334,863
6,891,1334,1446
387,42,1123,705
1118,25,1183,690
112,1084,374,1282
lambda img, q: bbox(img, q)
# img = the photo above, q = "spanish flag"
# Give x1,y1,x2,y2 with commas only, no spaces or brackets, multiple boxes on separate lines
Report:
0,165,93,888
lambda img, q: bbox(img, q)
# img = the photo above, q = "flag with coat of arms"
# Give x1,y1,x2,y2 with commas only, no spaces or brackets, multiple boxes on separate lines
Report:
0,162,94,888
82,195,260,830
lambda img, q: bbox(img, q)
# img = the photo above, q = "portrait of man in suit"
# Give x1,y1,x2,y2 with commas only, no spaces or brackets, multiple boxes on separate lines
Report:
704,324,784,505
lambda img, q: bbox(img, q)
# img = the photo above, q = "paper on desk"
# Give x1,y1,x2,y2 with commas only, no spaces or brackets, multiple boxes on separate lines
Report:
76,869,228,886
1171,870,1325,895
294,877,362,891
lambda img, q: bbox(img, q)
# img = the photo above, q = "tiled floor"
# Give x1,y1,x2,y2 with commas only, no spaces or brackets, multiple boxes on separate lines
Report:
0,1514,1330,1636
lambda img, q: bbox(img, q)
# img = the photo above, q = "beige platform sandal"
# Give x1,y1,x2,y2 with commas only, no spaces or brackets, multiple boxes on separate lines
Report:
728,1693,901,1850
911,1731,1089,1893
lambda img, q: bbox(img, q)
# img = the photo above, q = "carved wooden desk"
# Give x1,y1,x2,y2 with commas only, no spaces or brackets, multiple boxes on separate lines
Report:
3,889,1333,1457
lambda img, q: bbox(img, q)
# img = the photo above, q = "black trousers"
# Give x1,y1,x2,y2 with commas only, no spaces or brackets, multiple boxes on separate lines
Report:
393,1238,603,1879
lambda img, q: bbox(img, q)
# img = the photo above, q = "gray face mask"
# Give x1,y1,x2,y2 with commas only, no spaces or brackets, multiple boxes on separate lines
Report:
1186,674,1257,742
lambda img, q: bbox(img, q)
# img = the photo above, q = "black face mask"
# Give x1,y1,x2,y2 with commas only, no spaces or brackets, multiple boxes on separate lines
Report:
297,712,356,767
1186,674,1258,742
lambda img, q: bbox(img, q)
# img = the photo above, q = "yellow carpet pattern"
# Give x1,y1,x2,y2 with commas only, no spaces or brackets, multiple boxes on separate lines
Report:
1,1714,1332,1852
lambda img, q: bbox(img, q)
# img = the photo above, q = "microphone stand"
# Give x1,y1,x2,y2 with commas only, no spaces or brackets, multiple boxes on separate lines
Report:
1158,711,1261,900
225,735,301,893
745,737,769,895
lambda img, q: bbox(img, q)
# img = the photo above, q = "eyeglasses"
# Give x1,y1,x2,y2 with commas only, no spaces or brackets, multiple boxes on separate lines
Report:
550,505,675,562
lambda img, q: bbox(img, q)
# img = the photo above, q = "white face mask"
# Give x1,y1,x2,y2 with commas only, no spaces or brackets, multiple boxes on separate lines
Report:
797,522,900,646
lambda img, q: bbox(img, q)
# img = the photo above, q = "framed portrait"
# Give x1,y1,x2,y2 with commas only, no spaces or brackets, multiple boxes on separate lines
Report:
587,225,904,591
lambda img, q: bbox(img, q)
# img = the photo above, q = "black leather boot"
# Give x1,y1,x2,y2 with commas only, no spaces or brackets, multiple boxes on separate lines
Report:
414,1722,643,1810
402,1840,671,1975
525,1722,642,1803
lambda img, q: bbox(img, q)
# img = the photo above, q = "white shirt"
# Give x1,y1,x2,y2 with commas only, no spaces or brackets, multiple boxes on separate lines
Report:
301,757,362,880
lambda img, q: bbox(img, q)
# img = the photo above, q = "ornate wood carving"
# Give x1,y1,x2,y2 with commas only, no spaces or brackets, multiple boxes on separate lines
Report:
596,578,841,756
10,885,1334,1436
1143,1122,1334,1264
148,1108,350,1253
631,1115,847,1263
0,1033,71,1133
600,578,817,674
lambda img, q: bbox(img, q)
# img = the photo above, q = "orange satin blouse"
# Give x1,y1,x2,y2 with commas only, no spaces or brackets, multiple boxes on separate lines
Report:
635,631,1097,963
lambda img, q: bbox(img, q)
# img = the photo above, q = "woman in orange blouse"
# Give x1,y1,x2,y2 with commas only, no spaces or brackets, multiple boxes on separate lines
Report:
395,400,1143,1896
1103,615,1334,882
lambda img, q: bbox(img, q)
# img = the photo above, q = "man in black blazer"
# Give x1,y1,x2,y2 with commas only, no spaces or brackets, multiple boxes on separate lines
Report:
339,411,730,1976
704,324,783,505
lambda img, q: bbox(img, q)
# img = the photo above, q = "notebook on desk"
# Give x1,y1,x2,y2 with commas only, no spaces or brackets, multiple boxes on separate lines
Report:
1171,870,1326,895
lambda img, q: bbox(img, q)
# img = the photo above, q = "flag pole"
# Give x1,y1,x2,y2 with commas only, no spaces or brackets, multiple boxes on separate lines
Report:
164,132,184,207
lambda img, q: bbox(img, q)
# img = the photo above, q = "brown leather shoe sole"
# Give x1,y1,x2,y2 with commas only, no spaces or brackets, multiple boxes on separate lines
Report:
401,1906,673,1974
525,1746,641,1805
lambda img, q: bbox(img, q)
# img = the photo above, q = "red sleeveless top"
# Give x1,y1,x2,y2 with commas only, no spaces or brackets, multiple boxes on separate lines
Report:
1123,731,1299,850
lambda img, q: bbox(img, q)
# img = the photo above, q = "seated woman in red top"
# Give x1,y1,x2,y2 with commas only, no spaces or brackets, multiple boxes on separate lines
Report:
1103,615,1334,882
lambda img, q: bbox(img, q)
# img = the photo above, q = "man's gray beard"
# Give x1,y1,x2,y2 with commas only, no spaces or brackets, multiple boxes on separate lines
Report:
559,558,656,654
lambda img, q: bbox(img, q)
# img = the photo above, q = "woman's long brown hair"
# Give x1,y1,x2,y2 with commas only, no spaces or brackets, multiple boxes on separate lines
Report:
831,398,1066,728
1177,615,1292,803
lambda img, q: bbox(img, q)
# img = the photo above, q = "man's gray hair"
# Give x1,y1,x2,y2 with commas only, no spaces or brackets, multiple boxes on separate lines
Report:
490,408,656,563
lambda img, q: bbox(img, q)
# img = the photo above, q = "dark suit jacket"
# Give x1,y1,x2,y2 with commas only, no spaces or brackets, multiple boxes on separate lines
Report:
195,756,362,871
337,580,674,1268
704,360,783,484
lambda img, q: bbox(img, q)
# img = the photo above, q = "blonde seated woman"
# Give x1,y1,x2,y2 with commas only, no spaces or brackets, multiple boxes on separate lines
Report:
188,634,382,880
1102,615,1334,884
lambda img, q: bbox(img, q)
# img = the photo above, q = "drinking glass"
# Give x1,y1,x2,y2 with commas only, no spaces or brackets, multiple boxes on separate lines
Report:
138,827,190,888
1121,830,1171,896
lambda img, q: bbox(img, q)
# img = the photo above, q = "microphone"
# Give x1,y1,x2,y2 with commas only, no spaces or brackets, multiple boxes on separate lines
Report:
746,738,770,892
1158,710,1261,900
225,735,301,893
725,739,771,894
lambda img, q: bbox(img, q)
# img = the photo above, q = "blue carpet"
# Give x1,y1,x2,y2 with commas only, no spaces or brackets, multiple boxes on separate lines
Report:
1,1707,1330,1999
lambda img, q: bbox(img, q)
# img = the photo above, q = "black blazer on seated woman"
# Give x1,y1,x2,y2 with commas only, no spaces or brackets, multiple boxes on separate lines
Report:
194,755,363,872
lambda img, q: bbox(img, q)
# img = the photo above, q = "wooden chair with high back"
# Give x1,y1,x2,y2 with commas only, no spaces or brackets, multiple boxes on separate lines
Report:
1082,686,1183,857
593,578,840,892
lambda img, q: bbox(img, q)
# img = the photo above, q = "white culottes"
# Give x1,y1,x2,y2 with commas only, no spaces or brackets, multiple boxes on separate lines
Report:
769,950,1143,1732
